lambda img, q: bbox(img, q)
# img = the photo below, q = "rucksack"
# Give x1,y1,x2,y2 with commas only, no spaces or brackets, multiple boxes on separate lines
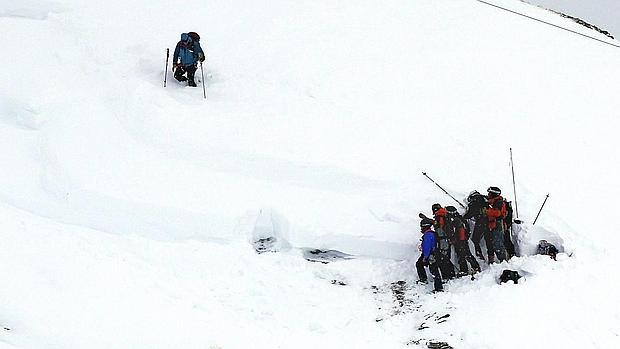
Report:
499,269,521,284
537,240,559,260
188,31,200,42
498,198,508,219
447,215,469,241
503,200,513,226
434,227,450,251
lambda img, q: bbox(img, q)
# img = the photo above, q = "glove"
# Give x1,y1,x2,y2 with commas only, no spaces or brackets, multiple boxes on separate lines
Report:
198,53,205,63
428,254,436,264
172,63,180,72
422,258,429,266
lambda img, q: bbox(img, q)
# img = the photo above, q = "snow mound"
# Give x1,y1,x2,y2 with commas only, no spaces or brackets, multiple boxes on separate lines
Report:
248,208,291,253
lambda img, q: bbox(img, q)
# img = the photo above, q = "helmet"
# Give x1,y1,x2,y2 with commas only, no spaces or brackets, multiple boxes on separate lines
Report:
431,203,442,213
487,186,501,196
445,206,458,215
188,32,200,42
467,190,481,203
420,218,434,229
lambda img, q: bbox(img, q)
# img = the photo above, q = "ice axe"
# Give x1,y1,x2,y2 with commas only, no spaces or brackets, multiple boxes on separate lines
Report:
421,172,466,209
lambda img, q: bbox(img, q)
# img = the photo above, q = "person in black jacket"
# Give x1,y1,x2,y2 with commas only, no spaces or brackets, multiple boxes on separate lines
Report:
463,191,493,263
446,206,481,276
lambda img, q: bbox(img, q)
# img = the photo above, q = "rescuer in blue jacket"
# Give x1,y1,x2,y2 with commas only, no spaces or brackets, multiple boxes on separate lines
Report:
172,32,205,87
416,218,444,292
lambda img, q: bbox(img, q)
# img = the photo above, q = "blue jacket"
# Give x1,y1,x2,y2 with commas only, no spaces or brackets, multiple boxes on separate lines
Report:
421,229,437,259
173,33,204,66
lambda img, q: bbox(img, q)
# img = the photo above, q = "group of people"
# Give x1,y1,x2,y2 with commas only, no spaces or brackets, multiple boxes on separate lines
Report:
416,186,515,292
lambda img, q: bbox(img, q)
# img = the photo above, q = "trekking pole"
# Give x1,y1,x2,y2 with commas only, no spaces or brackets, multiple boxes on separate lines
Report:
164,48,169,87
421,172,466,209
533,194,549,225
510,148,519,219
200,61,206,99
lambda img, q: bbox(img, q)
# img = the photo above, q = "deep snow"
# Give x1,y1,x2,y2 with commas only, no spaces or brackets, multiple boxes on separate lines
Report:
1,0,619,348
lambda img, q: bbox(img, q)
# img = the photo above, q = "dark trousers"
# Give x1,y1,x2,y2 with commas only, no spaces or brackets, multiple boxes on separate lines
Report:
490,226,507,262
472,221,493,261
174,64,197,83
437,249,455,279
416,255,443,291
454,241,480,273
504,224,516,258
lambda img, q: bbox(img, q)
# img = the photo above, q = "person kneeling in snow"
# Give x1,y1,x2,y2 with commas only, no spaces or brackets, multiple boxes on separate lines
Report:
172,32,205,87
416,218,444,292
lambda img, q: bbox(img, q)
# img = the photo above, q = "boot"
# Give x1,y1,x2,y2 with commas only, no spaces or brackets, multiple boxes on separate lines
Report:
487,255,495,264
188,79,197,87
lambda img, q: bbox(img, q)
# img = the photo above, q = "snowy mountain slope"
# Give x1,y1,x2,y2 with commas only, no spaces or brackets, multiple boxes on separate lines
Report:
2,200,615,349
1,0,619,348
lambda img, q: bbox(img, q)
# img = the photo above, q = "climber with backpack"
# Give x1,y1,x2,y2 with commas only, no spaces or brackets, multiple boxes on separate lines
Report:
446,206,481,276
172,32,205,87
416,218,444,292
484,186,508,263
430,203,456,280
463,191,493,262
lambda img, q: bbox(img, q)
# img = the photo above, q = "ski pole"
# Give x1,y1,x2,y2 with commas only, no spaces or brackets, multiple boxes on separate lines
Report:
421,172,466,209
164,48,169,87
510,148,519,219
533,194,549,225
200,61,206,99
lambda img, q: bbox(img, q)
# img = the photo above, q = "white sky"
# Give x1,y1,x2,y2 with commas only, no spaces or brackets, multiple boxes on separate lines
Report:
530,0,620,37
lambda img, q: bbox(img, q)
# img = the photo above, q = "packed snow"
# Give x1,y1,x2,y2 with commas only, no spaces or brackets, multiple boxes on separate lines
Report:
0,0,619,348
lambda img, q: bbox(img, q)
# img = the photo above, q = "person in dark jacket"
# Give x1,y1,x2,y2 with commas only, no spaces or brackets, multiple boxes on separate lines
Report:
172,32,205,87
416,218,443,292
446,206,481,276
463,191,493,262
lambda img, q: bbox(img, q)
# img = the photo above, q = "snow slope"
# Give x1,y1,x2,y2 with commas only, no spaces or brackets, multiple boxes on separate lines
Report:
0,0,619,348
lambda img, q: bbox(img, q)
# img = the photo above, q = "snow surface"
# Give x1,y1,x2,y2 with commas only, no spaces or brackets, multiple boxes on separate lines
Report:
0,0,619,348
